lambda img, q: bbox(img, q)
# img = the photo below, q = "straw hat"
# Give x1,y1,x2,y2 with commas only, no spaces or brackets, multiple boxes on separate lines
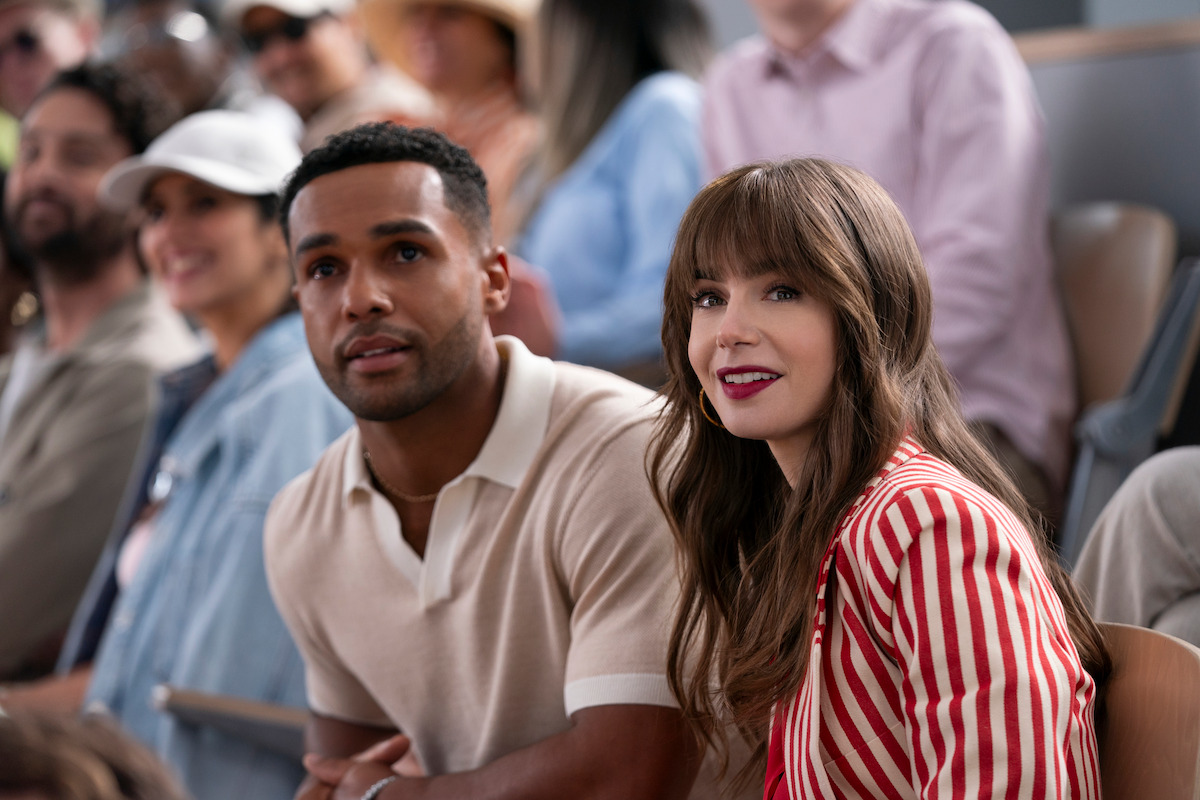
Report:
358,0,539,79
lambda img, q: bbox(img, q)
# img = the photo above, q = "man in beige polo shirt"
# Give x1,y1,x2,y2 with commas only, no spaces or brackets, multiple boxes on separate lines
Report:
266,122,730,800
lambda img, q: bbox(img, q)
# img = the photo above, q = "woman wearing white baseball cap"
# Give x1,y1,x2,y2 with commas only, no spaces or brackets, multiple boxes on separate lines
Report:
21,109,354,800
102,109,301,369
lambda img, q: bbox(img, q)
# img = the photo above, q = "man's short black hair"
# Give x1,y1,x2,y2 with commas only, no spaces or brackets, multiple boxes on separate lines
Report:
39,62,179,156
278,123,491,246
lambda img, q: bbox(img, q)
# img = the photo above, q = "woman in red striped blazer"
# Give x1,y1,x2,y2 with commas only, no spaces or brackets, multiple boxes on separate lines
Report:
649,158,1109,799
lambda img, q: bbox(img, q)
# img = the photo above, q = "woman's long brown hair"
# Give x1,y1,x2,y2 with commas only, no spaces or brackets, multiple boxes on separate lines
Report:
648,159,1110,784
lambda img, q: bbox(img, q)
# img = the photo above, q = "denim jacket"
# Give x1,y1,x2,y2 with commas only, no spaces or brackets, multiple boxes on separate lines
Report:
65,313,351,799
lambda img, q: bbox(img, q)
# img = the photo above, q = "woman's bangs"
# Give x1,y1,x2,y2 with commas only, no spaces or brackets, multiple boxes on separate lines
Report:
686,175,816,285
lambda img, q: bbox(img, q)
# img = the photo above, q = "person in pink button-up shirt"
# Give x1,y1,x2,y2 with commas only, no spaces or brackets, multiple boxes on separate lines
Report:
704,0,1073,522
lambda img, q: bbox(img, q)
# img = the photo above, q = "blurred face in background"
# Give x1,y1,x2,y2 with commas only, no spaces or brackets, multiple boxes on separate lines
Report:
138,173,288,321
107,0,229,116
0,1,96,117
402,3,514,98
240,5,364,120
5,87,132,281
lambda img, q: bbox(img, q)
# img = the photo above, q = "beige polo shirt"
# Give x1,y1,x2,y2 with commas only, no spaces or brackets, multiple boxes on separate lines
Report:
265,337,687,778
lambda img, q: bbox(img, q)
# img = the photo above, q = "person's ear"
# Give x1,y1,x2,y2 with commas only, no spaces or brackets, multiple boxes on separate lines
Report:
482,246,511,315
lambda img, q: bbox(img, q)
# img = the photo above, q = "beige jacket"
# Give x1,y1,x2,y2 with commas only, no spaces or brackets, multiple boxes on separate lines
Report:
0,281,201,679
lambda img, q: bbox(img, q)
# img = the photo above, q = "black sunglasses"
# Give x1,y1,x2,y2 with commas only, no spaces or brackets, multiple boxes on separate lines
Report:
0,29,40,62
240,12,327,54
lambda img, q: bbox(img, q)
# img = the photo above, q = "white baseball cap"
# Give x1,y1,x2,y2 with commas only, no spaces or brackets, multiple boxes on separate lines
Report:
219,0,354,29
101,110,302,211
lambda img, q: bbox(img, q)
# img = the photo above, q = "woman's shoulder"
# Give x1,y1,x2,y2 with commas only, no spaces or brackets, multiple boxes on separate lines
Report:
832,443,1041,633
620,72,702,122
569,71,702,186
231,356,344,430
223,321,349,435
839,441,1026,561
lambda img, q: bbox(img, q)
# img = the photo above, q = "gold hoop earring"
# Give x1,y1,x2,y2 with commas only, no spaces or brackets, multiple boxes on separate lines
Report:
698,388,725,429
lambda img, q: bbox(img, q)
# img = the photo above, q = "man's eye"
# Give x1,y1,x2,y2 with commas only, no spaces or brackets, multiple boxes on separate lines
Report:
309,262,337,279
395,244,421,263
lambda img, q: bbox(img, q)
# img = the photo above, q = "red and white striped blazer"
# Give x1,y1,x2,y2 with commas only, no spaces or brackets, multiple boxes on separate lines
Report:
764,438,1101,799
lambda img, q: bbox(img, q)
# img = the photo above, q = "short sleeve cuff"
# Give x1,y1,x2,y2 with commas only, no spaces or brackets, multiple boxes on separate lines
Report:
309,690,393,730
563,673,676,716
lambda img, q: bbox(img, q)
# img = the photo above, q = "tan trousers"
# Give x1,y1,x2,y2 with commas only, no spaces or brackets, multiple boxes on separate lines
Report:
1073,446,1200,648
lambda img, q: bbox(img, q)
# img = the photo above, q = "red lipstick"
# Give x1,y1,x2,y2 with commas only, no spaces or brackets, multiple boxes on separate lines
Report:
716,366,781,400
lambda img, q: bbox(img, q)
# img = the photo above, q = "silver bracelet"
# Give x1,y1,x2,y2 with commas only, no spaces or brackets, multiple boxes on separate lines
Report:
360,776,398,800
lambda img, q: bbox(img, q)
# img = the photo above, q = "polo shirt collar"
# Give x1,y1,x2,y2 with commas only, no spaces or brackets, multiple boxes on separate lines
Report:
344,425,370,498
764,0,887,76
462,336,555,487
342,335,555,499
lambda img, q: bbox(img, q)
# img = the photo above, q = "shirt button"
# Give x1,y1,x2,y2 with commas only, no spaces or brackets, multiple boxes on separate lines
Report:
84,699,110,715
148,469,175,504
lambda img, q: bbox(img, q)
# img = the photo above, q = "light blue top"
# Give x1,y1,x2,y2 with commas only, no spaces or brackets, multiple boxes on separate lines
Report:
516,71,702,369
83,313,351,800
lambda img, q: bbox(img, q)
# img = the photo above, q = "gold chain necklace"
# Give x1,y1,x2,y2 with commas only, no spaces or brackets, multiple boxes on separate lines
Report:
362,449,440,504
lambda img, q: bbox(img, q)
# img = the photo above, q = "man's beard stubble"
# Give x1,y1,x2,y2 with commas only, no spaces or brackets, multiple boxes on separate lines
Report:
318,312,482,423
7,196,132,286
